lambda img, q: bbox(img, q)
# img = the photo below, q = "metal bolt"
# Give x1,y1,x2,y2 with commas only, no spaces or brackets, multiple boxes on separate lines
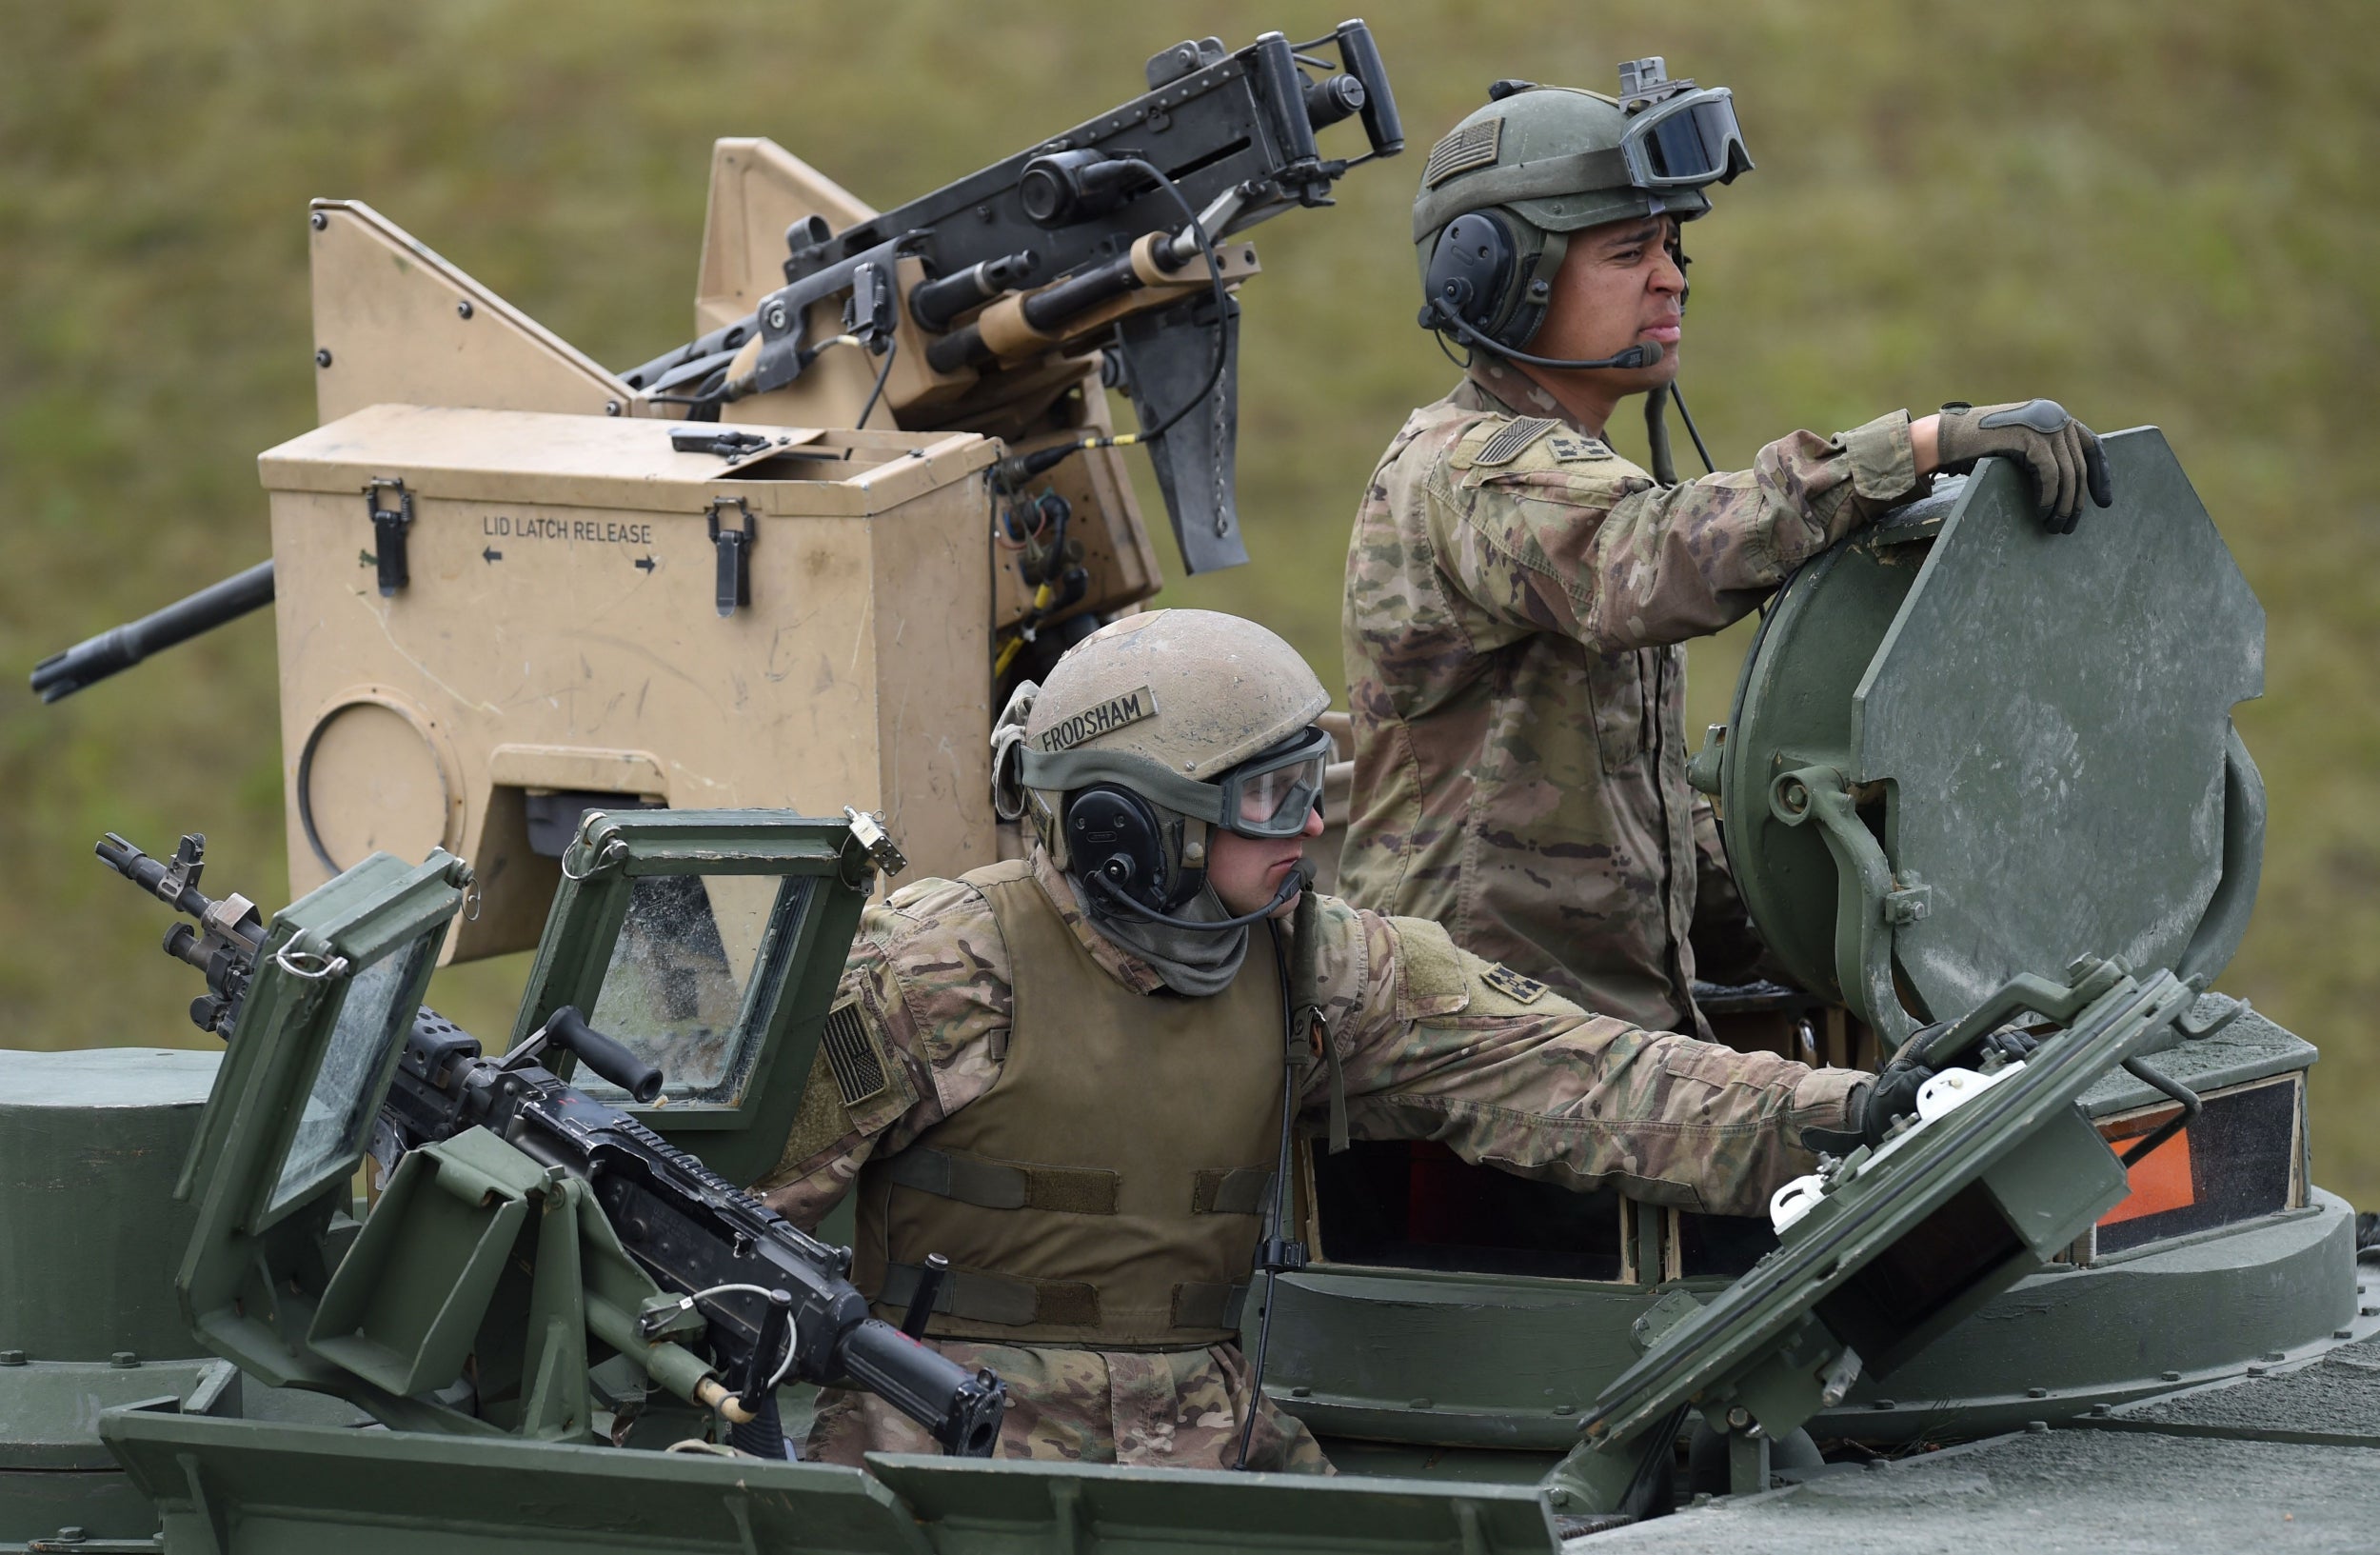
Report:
50,1528,86,1546
1726,1406,1751,1430
1408,1397,1433,1409
2264,1351,2287,1363
1289,1386,1310,1398
764,304,789,331
2337,1329,2355,1340
2026,1386,2047,1399
605,399,623,416
1866,1459,1890,1473
2247,1365,2268,1377
109,1351,137,1368
456,298,474,320
1552,1403,1576,1416
2025,1420,2049,1434
309,210,327,230
2161,1370,2183,1382
1874,1398,1895,1410
314,348,332,368
0,1349,25,1366
1548,1488,1571,1507
2363,1306,2378,1318
2090,1403,2112,1417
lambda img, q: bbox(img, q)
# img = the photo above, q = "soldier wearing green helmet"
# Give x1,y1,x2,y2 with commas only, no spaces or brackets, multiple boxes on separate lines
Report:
757,608,1871,1474
1340,61,2117,1037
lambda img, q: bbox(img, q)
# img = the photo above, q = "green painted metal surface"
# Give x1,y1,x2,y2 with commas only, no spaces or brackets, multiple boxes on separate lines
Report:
1712,431,2264,1045
1564,962,2194,1510
98,1407,1561,1555
511,808,875,1185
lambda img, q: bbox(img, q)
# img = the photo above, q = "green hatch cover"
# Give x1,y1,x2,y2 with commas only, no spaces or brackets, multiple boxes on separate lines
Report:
1714,430,2264,1046
175,847,466,1391
511,807,880,1186
1552,959,2195,1514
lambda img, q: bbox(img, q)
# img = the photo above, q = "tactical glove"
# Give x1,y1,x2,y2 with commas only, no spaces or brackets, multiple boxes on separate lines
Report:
1800,1061,1934,1157
1934,399,2114,533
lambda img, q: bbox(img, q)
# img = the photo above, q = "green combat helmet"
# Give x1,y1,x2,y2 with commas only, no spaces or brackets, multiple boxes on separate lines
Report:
993,609,1330,911
1415,58,1751,360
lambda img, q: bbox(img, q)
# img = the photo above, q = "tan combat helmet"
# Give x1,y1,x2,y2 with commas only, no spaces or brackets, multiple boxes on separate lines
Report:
995,610,1330,897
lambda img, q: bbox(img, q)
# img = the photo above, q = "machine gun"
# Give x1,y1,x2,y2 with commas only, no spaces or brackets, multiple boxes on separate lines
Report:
618,21,1399,573
97,829,1005,1461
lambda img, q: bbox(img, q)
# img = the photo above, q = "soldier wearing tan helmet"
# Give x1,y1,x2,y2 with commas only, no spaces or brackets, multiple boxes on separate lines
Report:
759,608,1872,1472
1340,64,2115,1036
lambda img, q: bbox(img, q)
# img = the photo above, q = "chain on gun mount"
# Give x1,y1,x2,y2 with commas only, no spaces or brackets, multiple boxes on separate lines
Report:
97,830,1006,1460
620,22,1401,575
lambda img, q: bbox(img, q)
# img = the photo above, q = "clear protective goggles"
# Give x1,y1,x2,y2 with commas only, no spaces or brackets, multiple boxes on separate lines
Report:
1215,725,1336,839
1619,87,1754,190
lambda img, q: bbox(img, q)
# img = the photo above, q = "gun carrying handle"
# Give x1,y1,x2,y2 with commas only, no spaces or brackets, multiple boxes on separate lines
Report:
1334,20,1404,156
545,1007,664,1103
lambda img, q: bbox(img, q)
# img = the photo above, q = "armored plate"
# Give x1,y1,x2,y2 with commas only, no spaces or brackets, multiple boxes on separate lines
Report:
513,807,879,1186
1578,962,2194,1472
1717,430,2264,1040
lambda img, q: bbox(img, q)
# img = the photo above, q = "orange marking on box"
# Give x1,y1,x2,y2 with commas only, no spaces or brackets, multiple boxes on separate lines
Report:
2097,1117,2195,1226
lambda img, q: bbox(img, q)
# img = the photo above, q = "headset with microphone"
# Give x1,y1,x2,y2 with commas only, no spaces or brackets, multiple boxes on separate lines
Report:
1419,209,1669,371
1064,784,1313,930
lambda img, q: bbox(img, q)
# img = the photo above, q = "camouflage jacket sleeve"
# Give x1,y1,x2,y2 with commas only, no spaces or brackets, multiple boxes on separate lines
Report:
1427,409,1919,651
754,876,1014,1229
1292,895,1860,1217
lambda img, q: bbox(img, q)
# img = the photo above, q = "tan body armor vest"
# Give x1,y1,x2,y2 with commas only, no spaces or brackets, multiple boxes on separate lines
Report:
853,860,1284,1348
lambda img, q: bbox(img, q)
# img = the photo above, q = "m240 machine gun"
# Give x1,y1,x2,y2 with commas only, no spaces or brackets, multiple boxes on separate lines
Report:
97,822,1004,1460
31,22,1403,706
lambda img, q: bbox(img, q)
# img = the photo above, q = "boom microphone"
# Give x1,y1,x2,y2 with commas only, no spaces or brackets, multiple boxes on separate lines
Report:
1424,295,1665,371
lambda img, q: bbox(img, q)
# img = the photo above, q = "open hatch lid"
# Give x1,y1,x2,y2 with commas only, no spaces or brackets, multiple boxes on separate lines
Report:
1581,959,2196,1458
511,807,885,1186
1716,430,2264,1046
177,847,467,1385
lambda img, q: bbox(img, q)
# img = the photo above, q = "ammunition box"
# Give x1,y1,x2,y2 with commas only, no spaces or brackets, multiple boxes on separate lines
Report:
259,403,998,960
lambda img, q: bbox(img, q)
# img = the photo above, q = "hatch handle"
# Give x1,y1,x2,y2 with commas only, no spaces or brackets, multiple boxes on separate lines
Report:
1769,765,1914,1050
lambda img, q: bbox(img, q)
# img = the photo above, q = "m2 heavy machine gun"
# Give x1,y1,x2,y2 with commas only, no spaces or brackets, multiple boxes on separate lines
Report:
30,23,1400,964
93,812,1004,1461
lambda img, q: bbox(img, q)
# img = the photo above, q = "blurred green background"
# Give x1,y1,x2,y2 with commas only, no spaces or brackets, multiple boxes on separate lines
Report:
5,2,2374,1197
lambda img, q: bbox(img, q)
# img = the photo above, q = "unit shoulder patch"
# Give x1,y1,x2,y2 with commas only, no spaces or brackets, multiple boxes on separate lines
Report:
1479,963,1550,1005
1471,417,1561,468
1036,685,1159,752
1544,432,1614,463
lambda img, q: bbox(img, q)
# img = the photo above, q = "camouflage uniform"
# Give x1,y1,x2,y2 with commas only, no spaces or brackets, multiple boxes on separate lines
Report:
1339,359,1923,1033
762,846,1859,1471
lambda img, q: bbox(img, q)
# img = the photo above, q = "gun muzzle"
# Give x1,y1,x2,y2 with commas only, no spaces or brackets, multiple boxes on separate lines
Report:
32,560,275,704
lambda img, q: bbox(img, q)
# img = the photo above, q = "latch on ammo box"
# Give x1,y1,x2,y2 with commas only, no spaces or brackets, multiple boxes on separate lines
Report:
364,476,413,596
706,496,756,617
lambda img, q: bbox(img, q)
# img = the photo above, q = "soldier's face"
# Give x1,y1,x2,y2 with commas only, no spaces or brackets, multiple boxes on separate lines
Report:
1531,213,1686,386
1206,805,1325,918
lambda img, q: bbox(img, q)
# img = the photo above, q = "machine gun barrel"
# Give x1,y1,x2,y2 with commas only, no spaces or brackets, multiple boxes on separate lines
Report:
31,559,274,704
97,828,1007,1457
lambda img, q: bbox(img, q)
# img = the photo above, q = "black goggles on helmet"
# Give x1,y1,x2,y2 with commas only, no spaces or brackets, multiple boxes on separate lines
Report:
1620,88,1754,189
1215,725,1336,839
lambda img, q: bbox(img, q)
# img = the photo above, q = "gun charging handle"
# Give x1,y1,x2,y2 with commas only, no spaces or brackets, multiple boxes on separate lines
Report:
901,1253,951,1339
541,1007,664,1103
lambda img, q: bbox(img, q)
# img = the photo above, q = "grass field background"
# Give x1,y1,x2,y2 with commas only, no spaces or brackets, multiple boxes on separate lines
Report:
6,2,2375,1199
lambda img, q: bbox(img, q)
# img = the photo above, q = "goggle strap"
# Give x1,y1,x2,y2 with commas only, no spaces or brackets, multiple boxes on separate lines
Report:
1016,747,1226,825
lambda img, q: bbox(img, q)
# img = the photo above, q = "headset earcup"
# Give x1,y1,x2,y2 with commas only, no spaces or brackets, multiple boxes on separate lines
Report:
1424,211,1517,342
1063,787,1170,911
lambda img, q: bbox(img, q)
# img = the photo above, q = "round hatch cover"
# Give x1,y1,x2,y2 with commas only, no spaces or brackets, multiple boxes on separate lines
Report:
1720,429,2264,1037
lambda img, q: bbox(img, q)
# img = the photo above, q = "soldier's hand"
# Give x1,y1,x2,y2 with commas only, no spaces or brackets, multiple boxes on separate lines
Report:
1934,399,2113,533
